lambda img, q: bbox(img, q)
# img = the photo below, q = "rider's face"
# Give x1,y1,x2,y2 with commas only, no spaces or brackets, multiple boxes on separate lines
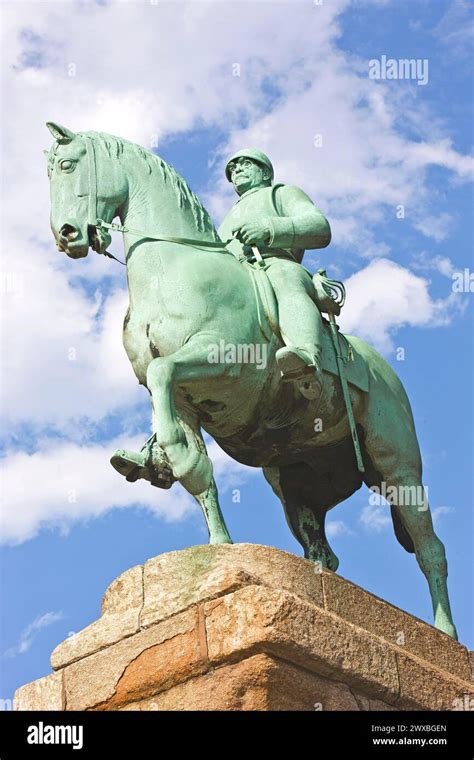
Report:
228,158,268,195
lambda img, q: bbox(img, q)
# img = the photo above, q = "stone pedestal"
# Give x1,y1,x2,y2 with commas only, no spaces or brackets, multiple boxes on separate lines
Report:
14,544,474,711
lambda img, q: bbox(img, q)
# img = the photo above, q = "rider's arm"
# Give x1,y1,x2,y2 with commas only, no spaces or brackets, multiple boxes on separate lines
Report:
266,185,331,250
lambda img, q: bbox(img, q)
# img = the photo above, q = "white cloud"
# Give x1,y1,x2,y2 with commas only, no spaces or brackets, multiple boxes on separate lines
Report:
1,269,143,433
404,140,474,180
3,611,64,658
413,213,454,242
433,0,474,60
326,519,354,538
412,252,456,278
359,502,392,532
0,433,254,545
338,258,467,351
432,506,455,526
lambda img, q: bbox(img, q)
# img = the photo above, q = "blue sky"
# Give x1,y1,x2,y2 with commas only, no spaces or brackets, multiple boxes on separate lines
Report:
1,0,473,705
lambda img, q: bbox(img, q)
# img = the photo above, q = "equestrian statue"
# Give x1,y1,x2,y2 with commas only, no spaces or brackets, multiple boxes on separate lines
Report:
45,121,458,639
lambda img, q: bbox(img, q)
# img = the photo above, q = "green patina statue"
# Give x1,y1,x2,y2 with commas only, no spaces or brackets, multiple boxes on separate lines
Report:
219,148,330,401
46,121,458,639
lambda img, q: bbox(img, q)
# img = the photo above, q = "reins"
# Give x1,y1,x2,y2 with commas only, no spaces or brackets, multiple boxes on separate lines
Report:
83,134,234,266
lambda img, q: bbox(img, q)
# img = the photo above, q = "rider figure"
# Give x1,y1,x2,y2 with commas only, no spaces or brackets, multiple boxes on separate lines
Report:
218,149,331,399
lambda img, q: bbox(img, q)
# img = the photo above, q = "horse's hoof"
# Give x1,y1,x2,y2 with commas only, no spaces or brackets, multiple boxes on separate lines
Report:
434,612,458,640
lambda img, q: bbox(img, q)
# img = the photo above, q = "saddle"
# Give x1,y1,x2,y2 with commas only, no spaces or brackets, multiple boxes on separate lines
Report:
245,262,369,393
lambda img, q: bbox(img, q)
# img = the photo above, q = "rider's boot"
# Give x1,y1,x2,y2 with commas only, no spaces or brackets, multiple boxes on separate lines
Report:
276,346,324,401
110,435,174,489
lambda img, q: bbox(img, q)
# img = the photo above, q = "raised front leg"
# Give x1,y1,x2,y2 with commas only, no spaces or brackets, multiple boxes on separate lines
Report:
146,338,231,490
146,336,235,544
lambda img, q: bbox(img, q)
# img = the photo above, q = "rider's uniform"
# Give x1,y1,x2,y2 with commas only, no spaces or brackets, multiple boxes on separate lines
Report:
218,183,331,370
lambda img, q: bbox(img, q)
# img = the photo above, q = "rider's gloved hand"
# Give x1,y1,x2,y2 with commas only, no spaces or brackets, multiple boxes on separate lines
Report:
232,221,271,248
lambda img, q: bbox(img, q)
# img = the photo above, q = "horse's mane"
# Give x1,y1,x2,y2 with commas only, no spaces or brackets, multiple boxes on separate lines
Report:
79,131,219,238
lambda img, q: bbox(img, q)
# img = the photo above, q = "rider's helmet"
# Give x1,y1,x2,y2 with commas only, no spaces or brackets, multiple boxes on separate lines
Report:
225,149,274,183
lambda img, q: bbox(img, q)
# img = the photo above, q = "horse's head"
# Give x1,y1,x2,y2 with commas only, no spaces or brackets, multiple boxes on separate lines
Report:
46,122,128,259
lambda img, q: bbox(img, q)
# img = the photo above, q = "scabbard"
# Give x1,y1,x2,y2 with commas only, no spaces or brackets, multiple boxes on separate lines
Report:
328,314,365,474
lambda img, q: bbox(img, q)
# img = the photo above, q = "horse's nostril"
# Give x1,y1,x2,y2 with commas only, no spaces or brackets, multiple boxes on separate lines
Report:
60,224,79,242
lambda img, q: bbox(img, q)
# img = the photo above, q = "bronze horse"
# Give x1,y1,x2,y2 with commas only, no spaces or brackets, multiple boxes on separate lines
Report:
46,121,457,638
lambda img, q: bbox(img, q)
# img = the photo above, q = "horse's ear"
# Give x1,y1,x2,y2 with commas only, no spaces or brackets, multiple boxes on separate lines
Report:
46,122,76,143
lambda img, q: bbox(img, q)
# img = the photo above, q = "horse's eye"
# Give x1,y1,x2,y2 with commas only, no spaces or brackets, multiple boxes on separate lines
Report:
60,160,74,171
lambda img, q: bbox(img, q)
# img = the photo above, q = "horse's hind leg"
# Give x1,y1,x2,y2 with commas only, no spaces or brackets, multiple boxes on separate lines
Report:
362,389,457,639
263,464,339,571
